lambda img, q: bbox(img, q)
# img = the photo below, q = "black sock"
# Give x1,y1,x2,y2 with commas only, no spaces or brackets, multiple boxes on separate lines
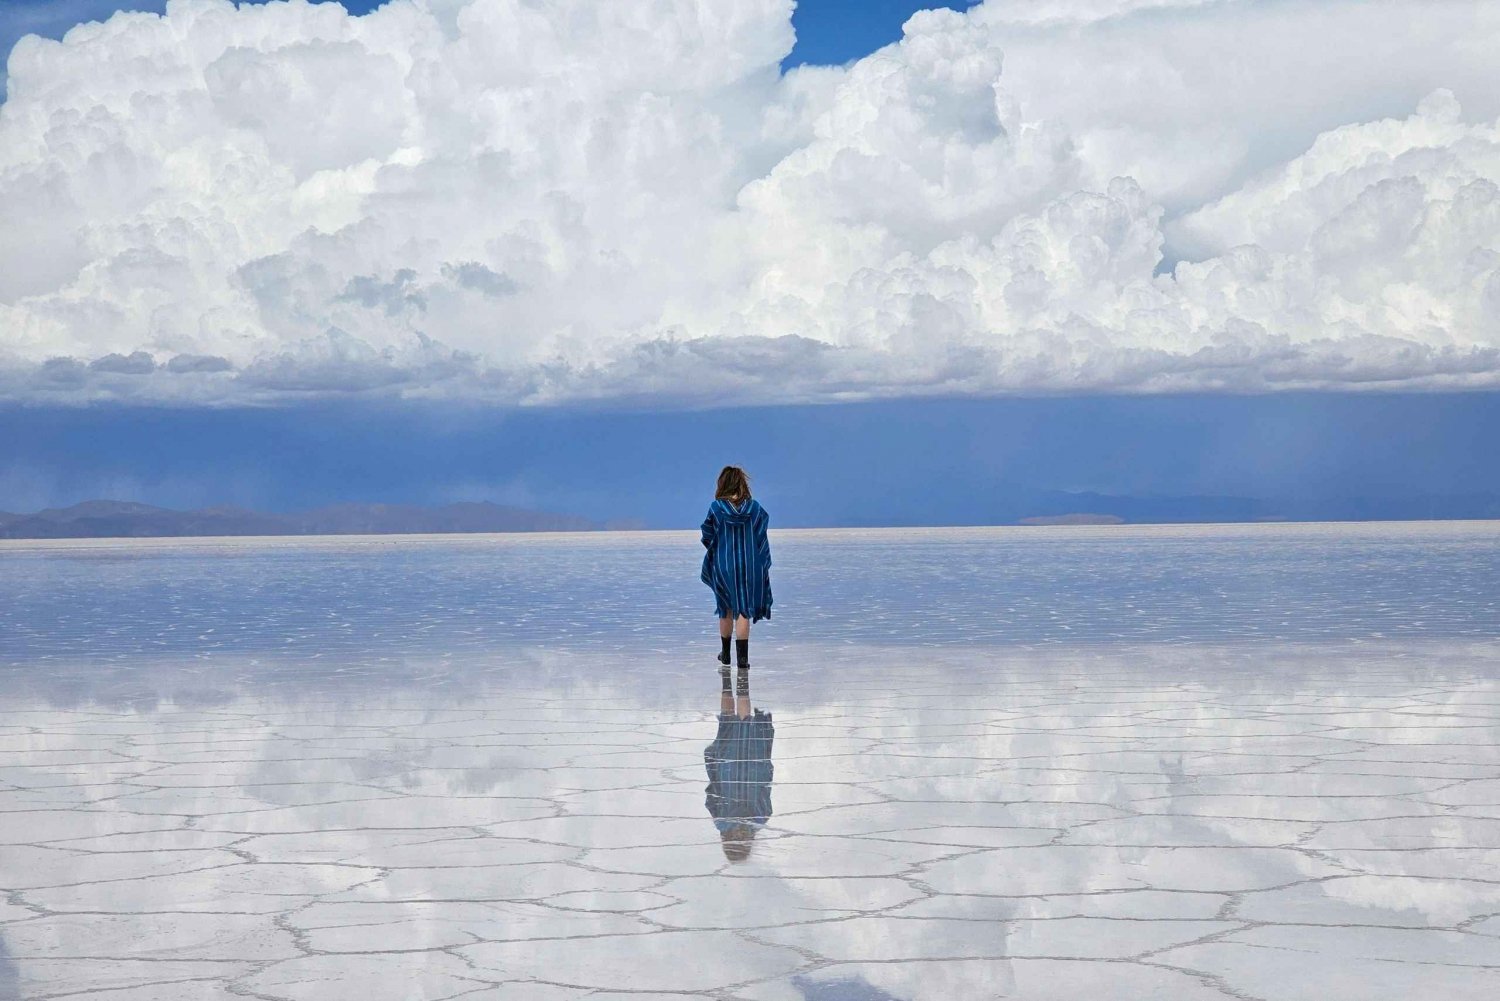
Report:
735,638,749,668
719,636,731,663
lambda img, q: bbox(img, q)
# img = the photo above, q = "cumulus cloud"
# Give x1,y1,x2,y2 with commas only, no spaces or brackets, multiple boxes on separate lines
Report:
976,0,1216,25
1,0,1499,405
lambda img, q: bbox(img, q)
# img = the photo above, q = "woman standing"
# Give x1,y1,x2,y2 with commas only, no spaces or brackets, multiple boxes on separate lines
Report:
700,466,772,669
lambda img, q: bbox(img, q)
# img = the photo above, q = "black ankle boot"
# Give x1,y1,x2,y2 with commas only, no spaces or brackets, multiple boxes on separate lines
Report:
718,636,731,665
735,638,749,668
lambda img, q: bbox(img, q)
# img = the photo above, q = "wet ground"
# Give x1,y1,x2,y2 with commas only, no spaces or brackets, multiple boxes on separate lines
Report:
1,524,1497,999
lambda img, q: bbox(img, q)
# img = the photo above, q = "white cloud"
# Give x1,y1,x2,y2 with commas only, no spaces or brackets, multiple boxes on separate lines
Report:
975,0,1218,26
1,0,1499,405
982,0,1500,221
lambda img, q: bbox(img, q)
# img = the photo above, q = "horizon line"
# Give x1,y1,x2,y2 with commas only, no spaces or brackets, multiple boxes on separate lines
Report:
4,518,1499,547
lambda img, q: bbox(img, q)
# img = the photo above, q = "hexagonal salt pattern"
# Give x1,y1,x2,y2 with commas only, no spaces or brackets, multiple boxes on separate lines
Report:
1,524,1498,999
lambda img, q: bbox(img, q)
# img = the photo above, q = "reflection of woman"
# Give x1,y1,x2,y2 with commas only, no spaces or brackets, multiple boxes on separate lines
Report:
704,668,773,862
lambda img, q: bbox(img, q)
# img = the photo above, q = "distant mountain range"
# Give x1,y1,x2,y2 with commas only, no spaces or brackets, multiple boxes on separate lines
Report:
0,500,644,539
3,491,1497,540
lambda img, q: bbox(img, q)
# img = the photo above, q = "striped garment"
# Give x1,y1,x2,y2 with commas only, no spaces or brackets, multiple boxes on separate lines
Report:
700,497,773,622
703,709,774,835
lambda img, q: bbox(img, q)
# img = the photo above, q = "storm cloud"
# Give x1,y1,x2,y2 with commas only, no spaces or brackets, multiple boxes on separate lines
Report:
2,0,1499,405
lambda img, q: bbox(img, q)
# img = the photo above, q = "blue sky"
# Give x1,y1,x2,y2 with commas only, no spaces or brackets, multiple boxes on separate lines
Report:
3,394,1497,525
1,1,1496,524
785,0,979,67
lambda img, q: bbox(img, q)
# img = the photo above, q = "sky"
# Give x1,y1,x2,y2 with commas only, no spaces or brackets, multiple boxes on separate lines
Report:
0,1,975,95
1,1,1497,522
3,392,1498,525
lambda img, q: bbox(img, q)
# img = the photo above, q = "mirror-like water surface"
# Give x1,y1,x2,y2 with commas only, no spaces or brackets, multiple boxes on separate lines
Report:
0,524,1497,1000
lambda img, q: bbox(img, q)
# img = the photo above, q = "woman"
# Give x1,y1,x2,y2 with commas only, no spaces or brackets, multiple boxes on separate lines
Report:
700,465,772,669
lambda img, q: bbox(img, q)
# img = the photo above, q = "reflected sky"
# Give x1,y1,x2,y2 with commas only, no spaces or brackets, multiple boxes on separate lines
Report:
0,526,1497,999
2,521,1498,666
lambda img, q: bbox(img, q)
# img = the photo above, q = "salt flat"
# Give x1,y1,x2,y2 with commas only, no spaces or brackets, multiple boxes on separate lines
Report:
0,524,1497,1000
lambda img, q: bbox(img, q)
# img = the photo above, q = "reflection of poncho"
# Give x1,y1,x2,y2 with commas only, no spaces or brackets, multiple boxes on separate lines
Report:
700,498,773,622
704,710,774,835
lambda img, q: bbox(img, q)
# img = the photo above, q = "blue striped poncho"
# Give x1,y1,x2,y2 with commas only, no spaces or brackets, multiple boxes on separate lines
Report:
700,498,773,622
704,709,774,835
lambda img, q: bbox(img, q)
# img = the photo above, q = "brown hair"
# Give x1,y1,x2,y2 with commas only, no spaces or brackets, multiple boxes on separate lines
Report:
715,465,751,504
720,825,755,862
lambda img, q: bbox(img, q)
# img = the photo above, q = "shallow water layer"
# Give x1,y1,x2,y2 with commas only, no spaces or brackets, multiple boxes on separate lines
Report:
0,524,1497,1000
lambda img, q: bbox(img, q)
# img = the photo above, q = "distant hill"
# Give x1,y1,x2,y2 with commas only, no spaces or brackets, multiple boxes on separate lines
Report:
290,502,595,535
1014,489,1500,525
1019,513,1126,526
0,500,630,540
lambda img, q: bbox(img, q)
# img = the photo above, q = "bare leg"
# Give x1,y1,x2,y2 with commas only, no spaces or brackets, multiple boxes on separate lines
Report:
719,616,733,638
734,616,750,640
